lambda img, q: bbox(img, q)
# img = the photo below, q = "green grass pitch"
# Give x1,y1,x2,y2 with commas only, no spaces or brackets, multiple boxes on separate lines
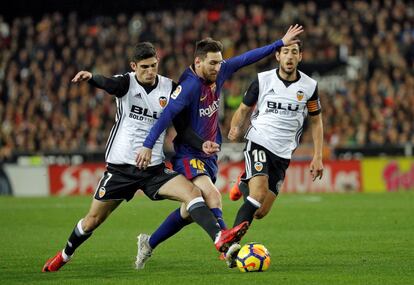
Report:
1,192,413,285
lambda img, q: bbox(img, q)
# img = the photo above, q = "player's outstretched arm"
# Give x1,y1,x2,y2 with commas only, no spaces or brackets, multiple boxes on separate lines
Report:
221,24,303,77
309,114,324,181
72,72,129,96
228,103,253,141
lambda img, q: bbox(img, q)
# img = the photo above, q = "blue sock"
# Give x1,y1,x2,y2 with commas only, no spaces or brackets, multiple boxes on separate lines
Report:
211,208,227,230
149,208,191,249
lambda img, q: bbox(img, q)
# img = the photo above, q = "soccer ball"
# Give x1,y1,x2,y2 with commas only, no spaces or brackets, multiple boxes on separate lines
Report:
236,242,271,272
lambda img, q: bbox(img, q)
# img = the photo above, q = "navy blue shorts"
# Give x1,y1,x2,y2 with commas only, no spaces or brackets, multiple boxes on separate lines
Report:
171,155,218,183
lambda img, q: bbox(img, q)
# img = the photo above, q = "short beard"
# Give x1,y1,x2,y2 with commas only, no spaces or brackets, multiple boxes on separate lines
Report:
281,65,295,75
203,71,215,84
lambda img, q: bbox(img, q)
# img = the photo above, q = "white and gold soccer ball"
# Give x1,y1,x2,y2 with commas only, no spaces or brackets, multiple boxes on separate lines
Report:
236,242,271,272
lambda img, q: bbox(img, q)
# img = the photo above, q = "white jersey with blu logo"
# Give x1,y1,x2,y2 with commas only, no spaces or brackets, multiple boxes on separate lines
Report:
245,69,320,159
105,73,173,166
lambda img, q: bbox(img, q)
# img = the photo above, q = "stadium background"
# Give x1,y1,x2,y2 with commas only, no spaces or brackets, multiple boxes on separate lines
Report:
0,1,413,284
0,0,413,195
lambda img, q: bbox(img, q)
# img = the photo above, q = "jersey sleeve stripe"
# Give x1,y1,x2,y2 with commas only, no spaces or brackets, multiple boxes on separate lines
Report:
105,98,123,159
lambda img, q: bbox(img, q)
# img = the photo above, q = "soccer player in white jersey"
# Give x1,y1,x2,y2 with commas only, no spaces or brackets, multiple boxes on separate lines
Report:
225,40,324,266
42,42,248,272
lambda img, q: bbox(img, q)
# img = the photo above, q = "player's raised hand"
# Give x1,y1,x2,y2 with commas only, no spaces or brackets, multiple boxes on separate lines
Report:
309,156,323,181
281,24,304,47
228,126,241,141
72,71,93,83
136,147,152,169
202,140,220,155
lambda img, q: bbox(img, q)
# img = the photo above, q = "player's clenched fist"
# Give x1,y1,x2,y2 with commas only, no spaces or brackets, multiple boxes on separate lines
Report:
202,141,220,155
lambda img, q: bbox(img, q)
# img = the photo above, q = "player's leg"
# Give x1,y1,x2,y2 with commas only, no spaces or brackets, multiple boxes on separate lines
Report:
43,164,138,272
68,199,122,254
147,156,227,256
173,156,227,230
136,202,191,269
136,168,199,269
225,174,268,268
226,149,288,268
232,141,270,227
252,156,287,219
42,199,122,272
147,203,191,250
136,171,249,269
192,175,226,229
156,174,235,248
158,175,249,256
158,175,249,252
254,191,277,219
230,172,279,219
233,175,268,226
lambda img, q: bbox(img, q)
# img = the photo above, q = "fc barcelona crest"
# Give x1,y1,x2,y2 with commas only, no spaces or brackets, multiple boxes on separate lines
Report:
296,90,304,101
159,96,168,108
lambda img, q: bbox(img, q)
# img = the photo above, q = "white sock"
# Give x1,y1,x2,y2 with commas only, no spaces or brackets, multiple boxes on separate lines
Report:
62,249,72,262
246,196,262,208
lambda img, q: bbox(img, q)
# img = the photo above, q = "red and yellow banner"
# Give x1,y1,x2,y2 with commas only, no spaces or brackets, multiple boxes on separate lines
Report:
48,163,106,196
45,157,413,196
361,158,414,192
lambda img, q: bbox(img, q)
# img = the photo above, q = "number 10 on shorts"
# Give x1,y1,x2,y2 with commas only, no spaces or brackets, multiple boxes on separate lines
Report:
189,159,206,171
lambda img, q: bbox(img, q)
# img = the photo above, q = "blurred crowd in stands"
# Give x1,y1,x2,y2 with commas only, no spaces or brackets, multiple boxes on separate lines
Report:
0,0,413,161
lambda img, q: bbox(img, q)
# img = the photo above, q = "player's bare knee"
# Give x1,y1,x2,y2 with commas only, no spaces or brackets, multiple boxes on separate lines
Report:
181,184,202,203
203,189,222,208
189,185,202,198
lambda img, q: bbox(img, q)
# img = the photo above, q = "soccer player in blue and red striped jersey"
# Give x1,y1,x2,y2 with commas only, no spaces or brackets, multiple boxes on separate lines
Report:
134,25,303,269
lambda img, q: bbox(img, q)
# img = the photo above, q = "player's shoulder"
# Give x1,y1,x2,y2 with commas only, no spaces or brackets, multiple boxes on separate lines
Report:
112,72,133,89
298,70,317,87
157,74,174,84
157,74,175,89
178,69,202,90
258,68,277,79
112,72,133,80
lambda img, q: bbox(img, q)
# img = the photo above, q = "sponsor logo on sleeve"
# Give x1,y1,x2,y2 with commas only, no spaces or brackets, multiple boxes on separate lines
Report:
171,85,182,99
